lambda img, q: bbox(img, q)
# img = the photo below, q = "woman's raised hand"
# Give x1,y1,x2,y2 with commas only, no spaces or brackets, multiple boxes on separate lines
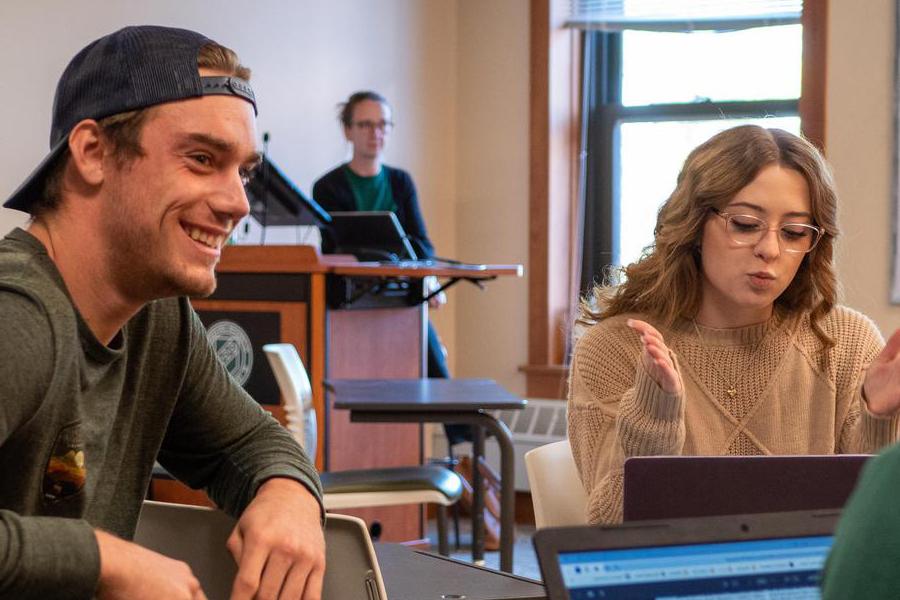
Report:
863,329,900,417
626,319,683,395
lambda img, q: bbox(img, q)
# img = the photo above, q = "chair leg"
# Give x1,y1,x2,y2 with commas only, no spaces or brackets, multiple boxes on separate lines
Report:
437,504,450,556
448,445,461,550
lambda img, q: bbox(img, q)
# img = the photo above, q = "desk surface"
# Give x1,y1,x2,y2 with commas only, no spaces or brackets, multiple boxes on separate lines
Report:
327,378,527,412
376,543,546,600
330,261,524,279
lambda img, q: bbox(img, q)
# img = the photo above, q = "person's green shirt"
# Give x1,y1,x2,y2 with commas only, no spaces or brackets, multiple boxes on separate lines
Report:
821,443,900,598
343,165,397,212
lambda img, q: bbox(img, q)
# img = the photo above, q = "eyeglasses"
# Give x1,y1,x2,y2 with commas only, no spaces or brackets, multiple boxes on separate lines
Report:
351,119,394,133
712,209,824,254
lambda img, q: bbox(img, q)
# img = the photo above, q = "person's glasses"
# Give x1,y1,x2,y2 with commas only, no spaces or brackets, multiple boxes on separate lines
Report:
352,120,393,133
712,209,824,254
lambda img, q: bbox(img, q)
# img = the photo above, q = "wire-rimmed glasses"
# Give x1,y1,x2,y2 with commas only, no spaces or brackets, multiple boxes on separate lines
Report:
352,119,394,133
712,209,824,254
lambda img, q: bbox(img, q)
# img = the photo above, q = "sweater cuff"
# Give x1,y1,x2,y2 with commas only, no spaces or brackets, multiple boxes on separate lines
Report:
859,400,900,450
17,516,100,599
631,354,684,422
251,470,326,526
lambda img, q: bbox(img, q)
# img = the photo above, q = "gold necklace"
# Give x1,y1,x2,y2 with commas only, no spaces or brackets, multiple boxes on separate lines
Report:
690,319,770,399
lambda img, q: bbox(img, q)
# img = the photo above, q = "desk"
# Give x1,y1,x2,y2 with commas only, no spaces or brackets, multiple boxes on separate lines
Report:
327,378,526,573
376,543,546,600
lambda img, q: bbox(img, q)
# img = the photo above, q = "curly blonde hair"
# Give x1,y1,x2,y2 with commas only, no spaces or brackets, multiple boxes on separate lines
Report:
584,125,839,348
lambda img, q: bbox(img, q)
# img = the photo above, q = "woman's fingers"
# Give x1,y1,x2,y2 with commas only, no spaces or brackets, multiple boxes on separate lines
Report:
627,319,682,394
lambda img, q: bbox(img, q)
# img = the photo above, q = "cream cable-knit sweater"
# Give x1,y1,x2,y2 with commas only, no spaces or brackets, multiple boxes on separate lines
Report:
567,305,900,525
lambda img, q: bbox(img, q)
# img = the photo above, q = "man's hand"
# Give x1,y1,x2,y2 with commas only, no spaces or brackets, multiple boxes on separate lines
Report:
863,329,900,417
227,478,325,600
95,529,207,600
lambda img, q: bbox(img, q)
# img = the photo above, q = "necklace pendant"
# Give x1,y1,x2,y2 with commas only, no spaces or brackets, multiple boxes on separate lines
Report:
726,386,737,398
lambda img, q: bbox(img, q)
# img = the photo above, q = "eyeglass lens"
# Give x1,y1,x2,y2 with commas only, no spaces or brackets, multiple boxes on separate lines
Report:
354,120,392,132
725,214,820,253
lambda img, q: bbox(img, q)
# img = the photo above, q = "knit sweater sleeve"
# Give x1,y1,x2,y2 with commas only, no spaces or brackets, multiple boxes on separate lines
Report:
567,316,685,524
828,307,900,452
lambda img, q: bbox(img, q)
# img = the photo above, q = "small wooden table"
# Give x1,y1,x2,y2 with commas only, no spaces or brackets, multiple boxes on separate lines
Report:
326,378,526,573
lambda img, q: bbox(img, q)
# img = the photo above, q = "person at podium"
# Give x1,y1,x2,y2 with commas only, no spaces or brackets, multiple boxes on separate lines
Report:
311,91,457,412
312,90,433,262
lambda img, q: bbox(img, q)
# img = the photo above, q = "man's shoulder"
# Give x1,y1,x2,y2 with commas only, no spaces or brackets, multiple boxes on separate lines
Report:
0,229,68,310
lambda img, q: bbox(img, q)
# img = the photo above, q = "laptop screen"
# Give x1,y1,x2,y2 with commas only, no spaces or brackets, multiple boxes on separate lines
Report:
557,535,833,599
326,211,418,261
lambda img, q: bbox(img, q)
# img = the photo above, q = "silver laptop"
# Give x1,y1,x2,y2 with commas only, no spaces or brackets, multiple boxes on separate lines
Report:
533,509,839,600
134,501,386,600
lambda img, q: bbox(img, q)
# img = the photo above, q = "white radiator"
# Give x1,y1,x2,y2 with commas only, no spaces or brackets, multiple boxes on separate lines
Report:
429,398,568,492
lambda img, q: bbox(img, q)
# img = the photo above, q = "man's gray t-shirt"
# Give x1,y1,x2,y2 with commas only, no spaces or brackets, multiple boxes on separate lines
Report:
0,228,322,599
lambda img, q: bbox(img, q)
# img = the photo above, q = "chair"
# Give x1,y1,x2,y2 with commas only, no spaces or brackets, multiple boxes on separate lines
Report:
262,343,462,554
524,439,588,529
134,500,387,600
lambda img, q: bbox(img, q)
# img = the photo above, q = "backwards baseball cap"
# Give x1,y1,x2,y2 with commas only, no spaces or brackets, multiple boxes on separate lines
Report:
4,25,257,213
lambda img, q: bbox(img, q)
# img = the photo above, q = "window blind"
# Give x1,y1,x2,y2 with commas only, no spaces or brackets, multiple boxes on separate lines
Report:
564,0,802,32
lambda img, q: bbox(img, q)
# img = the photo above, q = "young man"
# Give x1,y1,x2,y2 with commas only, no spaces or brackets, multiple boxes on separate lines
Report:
0,26,324,600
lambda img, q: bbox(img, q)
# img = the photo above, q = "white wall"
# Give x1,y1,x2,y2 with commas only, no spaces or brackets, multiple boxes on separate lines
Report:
826,0,900,335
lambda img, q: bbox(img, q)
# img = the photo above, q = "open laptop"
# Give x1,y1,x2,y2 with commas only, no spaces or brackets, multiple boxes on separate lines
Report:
134,501,387,600
533,509,839,600
623,454,870,521
326,210,420,262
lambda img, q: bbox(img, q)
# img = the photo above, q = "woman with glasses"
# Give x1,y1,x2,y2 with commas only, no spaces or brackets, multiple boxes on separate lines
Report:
312,90,465,432
312,90,434,260
568,125,900,525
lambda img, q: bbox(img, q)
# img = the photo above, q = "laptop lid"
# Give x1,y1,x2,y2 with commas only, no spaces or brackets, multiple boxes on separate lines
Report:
134,501,386,600
533,509,839,600
326,211,418,261
623,454,870,521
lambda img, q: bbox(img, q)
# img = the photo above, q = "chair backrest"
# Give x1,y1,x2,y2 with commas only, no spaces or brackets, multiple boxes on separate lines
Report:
134,501,386,600
262,343,317,458
524,439,588,529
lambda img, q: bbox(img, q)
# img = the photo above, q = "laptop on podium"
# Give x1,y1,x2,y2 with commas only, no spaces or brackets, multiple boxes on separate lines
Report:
534,509,839,600
623,454,871,521
327,210,419,262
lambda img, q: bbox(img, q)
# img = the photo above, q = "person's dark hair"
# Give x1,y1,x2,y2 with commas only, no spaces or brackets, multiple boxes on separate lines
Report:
582,125,839,349
338,91,389,128
35,42,251,218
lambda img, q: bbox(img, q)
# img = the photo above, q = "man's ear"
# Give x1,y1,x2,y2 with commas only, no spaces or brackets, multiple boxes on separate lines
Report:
66,120,107,187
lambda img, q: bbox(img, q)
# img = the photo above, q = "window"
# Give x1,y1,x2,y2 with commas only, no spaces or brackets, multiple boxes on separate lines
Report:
580,24,803,291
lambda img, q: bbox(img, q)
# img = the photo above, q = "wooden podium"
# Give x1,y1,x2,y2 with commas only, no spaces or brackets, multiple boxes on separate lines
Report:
155,245,521,542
